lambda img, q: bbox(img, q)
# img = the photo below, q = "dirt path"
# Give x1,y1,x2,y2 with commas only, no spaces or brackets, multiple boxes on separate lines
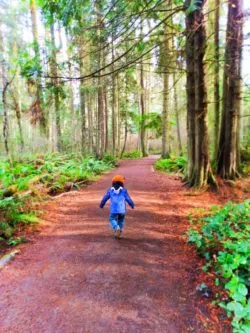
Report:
0,157,231,333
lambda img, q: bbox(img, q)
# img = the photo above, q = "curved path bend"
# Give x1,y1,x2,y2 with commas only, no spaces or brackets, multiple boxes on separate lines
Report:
0,157,230,333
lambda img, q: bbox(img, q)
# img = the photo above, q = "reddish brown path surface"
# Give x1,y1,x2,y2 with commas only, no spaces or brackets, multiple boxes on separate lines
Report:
0,157,230,333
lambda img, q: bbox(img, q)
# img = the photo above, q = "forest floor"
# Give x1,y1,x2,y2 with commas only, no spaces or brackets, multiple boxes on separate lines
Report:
0,156,249,333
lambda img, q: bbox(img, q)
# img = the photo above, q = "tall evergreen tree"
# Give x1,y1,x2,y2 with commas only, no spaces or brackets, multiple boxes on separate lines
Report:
185,0,214,187
217,0,243,179
30,0,47,134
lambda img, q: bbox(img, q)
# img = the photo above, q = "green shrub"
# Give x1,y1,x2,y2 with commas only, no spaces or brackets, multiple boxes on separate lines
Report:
102,153,118,166
188,200,250,332
122,150,142,159
7,237,27,246
155,156,187,174
0,153,114,246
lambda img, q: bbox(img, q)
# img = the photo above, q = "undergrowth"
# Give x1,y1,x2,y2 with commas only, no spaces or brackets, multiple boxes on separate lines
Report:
122,150,142,159
187,200,250,333
0,153,115,247
155,156,187,174
241,146,250,176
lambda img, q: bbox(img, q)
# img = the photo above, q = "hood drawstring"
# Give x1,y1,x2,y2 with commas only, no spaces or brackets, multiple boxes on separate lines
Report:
111,186,123,194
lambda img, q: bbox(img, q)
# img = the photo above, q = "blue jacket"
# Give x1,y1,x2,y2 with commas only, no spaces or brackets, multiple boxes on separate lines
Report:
100,187,135,214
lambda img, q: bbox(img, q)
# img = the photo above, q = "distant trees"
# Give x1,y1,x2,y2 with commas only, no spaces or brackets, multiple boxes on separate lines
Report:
0,0,247,186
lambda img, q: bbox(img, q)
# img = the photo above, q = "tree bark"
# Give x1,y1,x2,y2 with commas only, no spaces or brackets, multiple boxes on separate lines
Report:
12,40,24,151
213,0,220,159
104,88,109,153
80,82,86,155
140,61,147,157
186,9,196,182
96,1,105,158
120,120,128,158
161,20,170,158
30,0,47,134
2,82,9,156
50,22,62,152
185,0,214,187
111,36,118,156
120,70,129,158
78,37,86,155
0,25,9,156
117,77,121,156
13,82,24,152
217,0,243,179
87,90,94,153
97,80,105,158
65,33,76,150
173,72,182,155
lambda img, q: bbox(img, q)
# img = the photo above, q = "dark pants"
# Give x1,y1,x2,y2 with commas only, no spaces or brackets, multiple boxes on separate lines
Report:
109,213,125,232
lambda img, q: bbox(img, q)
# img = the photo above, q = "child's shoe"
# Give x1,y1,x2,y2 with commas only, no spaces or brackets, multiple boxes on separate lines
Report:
114,226,121,238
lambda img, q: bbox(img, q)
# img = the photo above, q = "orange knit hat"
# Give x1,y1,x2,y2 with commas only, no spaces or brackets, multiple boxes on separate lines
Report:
112,175,125,183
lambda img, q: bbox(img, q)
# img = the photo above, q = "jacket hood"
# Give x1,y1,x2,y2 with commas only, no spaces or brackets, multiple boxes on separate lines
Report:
111,186,123,194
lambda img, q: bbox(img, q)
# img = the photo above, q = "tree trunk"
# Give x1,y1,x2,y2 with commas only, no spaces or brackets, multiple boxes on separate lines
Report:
80,82,86,155
78,36,87,155
217,0,243,179
185,0,214,187
50,22,62,152
87,91,94,153
117,77,121,156
30,0,47,134
213,0,220,159
12,41,24,151
120,71,129,158
140,61,147,157
97,79,105,158
0,25,9,156
171,23,182,156
104,88,108,153
96,1,105,158
173,72,182,155
65,33,76,150
13,83,24,152
111,36,118,156
186,9,196,182
120,120,128,158
161,21,170,158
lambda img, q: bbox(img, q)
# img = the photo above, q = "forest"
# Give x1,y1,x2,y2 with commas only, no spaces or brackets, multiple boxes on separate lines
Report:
0,0,249,186
0,0,250,332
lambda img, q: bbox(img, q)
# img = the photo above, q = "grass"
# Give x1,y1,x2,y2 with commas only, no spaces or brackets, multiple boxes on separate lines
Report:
0,153,116,248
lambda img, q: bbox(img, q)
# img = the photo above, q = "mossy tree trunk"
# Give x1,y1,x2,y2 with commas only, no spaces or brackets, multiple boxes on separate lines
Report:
50,21,62,152
217,0,243,179
213,0,220,159
185,0,214,187
161,16,171,159
30,0,47,134
140,60,147,157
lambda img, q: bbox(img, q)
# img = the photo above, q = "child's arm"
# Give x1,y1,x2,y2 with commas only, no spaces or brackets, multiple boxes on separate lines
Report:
100,190,111,208
124,189,135,209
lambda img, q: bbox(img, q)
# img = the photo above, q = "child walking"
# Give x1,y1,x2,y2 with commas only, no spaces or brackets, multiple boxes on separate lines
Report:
100,175,135,238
